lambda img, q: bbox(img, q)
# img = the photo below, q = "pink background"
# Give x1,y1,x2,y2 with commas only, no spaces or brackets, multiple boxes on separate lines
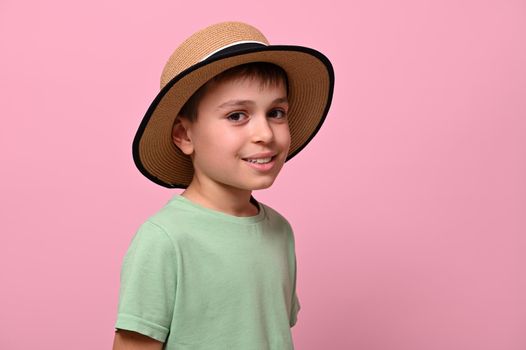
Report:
1,0,525,349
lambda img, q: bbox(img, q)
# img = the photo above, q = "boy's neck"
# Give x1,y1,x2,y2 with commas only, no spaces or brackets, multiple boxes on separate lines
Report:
181,180,259,217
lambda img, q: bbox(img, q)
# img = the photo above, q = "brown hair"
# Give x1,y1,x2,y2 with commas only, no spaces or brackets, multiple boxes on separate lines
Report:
178,62,289,122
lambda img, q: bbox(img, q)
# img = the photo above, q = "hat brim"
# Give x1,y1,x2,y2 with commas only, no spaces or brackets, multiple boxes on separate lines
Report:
133,45,335,188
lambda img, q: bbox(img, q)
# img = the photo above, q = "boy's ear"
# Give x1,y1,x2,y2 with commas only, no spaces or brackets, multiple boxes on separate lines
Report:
172,116,194,156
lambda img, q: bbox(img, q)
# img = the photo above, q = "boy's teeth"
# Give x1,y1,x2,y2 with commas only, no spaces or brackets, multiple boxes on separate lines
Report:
245,157,272,164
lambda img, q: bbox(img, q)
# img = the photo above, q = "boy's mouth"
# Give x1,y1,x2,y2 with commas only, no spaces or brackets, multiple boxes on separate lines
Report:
242,156,274,164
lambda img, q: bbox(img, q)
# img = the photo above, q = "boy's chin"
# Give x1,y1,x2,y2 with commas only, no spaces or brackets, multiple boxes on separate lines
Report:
250,183,274,191
243,178,278,191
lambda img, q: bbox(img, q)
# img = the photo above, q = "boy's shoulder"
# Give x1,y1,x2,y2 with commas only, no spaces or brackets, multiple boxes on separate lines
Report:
258,201,292,228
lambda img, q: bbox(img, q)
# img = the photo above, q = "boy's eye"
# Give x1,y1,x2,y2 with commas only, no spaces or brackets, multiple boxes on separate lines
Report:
227,112,248,122
268,109,287,119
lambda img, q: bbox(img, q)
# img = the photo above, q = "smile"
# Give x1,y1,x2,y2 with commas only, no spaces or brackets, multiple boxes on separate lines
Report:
243,157,273,164
241,155,277,171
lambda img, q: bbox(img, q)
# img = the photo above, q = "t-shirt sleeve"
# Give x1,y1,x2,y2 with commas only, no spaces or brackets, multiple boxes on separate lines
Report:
290,290,301,327
114,220,177,342
287,221,301,328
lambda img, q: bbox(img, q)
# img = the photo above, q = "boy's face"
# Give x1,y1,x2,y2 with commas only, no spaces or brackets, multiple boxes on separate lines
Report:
177,77,291,193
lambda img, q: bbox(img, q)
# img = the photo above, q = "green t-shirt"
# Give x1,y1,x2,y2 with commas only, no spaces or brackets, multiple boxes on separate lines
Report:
115,195,301,350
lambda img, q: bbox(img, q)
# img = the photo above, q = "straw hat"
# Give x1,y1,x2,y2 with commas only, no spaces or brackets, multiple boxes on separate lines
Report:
133,21,334,188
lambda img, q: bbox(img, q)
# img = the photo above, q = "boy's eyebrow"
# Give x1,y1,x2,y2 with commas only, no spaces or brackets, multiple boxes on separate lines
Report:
217,97,289,110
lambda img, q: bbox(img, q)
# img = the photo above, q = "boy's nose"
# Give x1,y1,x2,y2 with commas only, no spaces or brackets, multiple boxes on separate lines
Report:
251,115,274,144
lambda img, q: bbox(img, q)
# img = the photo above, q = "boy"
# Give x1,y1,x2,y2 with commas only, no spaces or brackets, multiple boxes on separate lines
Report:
113,21,334,350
